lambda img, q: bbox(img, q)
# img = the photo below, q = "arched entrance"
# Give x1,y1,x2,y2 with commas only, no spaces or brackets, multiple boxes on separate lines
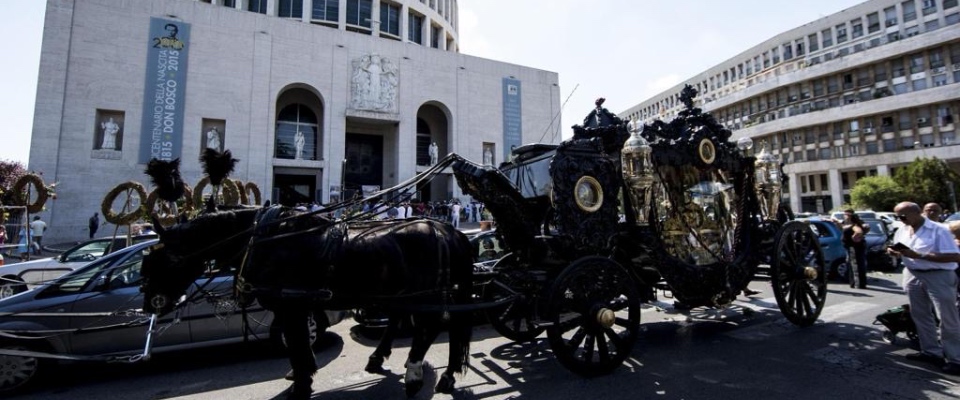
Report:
273,87,324,206
415,103,450,202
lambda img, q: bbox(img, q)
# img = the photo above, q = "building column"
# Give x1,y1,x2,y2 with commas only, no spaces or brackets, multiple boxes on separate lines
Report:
266,0,276,16
876,164,890,176
303,0,312,22
789,172,801,215
371,0,381,37
400,2,408,42
338,0,347,30
828,168,843,211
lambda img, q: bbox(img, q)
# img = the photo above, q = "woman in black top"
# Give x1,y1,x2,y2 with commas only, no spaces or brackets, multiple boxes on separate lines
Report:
841,210,869,288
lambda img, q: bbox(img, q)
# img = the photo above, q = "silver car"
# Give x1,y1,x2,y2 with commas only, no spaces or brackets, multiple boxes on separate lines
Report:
0,235,157,298
0,239,345,393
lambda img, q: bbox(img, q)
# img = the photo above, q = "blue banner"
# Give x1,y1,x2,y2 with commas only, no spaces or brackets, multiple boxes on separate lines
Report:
139,18,190,164
502,78,522,161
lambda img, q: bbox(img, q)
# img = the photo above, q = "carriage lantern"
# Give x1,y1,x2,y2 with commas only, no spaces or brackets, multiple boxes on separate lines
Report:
621,118,654,225
753,141,782,219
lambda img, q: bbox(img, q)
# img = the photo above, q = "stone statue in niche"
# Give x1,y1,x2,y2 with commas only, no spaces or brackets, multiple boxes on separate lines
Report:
205,127,221,151
295,131,305,160
100,117,120,150
350,54,398,113
428,142,439,165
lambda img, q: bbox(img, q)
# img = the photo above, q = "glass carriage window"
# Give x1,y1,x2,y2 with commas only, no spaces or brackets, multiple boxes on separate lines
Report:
248,0,267,13
278,0,303,18
313,0,340,22
346,0,373,28
275,104,319,161
380,2,401,36
408,13,424,44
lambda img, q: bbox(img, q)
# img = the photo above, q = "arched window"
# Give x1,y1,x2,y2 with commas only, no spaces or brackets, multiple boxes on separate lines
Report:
416,117,432,166
275,104,319,160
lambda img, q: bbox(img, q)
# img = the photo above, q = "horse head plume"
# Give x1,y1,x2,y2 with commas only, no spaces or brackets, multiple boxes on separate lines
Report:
200,148,238,186
144,158,185,203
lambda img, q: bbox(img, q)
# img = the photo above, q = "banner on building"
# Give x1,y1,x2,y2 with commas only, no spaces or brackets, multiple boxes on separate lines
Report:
139,18,191,164
502,77,522,161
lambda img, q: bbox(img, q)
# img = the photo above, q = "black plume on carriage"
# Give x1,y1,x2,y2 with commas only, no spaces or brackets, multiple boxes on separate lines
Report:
200,148,238,186
145,158,185,203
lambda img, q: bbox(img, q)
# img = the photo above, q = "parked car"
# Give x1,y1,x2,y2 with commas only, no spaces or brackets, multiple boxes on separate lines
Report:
830,210,877,222
801,217,849,281
0,235,157,298
861,218,897,271
0,239,346,393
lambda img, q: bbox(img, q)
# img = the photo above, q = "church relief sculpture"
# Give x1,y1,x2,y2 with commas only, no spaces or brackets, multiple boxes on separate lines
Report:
350,54,399,113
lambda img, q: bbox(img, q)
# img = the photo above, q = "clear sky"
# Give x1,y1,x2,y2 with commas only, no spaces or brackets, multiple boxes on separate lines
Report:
1,0,867,165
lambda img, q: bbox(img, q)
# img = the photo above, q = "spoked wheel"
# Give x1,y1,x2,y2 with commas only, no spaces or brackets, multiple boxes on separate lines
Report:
483,255,545,342
545,256,641,377
771,220,827,327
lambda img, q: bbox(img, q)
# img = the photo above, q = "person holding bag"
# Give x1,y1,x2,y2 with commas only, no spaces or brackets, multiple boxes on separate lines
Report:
841,209,869,288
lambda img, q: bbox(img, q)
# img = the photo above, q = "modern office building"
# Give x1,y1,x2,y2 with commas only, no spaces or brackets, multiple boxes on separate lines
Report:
28,0,561,241
620,0,960,214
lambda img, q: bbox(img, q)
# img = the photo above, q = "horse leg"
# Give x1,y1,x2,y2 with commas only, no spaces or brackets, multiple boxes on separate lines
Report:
436,308,472,394
279,307,317,400
366,312,402,374
404,314,441,398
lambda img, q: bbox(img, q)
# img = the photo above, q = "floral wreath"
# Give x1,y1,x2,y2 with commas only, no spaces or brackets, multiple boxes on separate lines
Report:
101,181,148,225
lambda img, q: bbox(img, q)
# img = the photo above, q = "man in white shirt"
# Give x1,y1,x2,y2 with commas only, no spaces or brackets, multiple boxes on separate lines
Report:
450,201,462,229
29,216,47,255
888,201,960,374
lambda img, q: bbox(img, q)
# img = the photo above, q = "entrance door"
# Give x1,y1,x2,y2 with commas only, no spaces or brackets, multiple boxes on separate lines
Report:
344,133,383,191
273,174,316,206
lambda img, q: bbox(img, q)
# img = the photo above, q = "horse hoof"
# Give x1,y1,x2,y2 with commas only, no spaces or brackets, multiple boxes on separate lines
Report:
365,355,386,374
405,380,424,398
435,374,456,394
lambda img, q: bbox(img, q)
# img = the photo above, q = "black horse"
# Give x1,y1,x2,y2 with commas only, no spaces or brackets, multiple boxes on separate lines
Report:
140,206,475,399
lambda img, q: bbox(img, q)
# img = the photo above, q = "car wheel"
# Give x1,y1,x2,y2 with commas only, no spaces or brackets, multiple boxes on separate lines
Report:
0,278,27,300
0,345,47,393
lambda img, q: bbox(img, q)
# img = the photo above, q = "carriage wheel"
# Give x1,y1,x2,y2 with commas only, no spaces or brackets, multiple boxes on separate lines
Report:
545,256,641,377
770,220,827,327
483,255,545,342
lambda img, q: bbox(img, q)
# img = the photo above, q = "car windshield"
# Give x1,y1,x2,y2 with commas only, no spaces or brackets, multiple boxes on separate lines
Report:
61,239,111,262
49,243,151,294
864,220,886,236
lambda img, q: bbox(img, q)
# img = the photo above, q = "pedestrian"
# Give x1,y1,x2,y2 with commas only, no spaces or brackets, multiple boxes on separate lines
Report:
16,226,30,261
88,212,100,239
464,202,473,223
450,201,462,229
888,202,960,374
30,215,47,256
0,225,7,256
924,202,944,223
841,209,869,288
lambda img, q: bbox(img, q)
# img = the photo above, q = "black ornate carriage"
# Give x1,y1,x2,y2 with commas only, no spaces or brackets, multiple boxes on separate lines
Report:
451,85,827,376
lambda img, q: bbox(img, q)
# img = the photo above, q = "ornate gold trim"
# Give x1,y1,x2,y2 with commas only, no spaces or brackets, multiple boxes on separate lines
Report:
699,138,716,164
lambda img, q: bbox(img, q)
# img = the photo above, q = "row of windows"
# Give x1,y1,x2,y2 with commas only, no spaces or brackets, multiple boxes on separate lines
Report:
627,0,959,121
202,0,454,50
707,43,960,132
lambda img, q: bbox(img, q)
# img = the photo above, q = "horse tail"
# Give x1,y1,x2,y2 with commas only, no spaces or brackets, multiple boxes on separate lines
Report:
448,227,474,375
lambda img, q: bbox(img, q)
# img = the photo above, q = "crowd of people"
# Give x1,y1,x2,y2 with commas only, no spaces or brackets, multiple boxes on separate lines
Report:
290,199,489,227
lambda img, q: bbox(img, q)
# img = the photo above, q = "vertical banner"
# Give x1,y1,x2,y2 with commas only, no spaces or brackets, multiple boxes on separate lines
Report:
139,18,191,164
502,77,522,161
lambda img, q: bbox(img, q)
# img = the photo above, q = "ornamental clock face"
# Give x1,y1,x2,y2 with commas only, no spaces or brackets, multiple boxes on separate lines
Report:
574,176,603,212
699,138,716,164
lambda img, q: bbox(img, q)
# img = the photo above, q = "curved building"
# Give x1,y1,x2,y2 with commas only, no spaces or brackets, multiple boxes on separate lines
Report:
621,0,960,214
28,0,561,241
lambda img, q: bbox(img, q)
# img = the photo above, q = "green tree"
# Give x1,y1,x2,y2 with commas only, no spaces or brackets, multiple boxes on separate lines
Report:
892,157,960,210
850,175,907,212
